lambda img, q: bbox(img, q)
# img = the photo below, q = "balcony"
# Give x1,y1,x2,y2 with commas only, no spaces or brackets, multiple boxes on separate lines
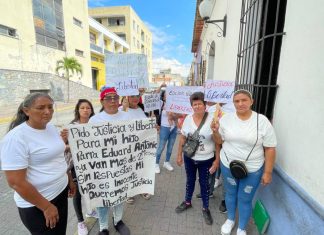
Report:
90,43,103,54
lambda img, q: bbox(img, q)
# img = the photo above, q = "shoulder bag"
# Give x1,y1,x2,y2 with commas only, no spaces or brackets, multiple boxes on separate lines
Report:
182,112,208,158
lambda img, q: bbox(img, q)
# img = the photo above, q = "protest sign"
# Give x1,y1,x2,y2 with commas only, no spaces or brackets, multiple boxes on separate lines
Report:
114,77,139,96
143,93,161,112
204,80,235,103
105,53,149,88
165,86,204,114
67,118,157,209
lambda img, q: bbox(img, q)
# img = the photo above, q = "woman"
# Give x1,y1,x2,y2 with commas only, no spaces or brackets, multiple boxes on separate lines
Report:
212,89,277,235
68,99,95,235
119,94,151,203
175,92,219,225
0,92,76,235
155,90,180,173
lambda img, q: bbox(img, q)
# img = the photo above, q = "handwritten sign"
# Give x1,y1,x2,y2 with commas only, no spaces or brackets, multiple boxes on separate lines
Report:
105,53,149,88
114,77,139,96
204,80,235,103
165,86,204,114
67,118,156,209
143,94,161,112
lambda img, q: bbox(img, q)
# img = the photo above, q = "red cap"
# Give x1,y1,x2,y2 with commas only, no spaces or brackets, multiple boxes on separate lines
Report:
100,87,117,100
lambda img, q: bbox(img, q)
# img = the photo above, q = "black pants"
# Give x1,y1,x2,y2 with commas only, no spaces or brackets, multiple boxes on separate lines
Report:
18,187,68,235
71,167,84,222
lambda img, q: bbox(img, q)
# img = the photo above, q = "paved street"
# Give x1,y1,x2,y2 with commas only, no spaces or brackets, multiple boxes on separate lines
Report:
0,103,258,235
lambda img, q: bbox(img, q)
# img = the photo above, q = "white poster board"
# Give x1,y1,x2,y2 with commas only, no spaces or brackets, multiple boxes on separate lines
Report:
67,118,156,209
165,86,204,114
204,80,235,103
114,77,139,96
143,94,161,112
105,53,149,88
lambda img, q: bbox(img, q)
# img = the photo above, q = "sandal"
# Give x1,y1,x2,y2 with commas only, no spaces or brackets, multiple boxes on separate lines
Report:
126,197,135,204
141,193,151,200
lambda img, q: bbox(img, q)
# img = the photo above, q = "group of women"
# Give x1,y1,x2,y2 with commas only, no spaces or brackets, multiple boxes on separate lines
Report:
0,88,277,235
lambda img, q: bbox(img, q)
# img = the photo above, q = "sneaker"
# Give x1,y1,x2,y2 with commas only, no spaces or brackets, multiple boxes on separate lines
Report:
141,193,151,200
98,229,109,235
126,197,135,204
175,201,192,213
214,178,222,188
219,200,227,213
202,208,213,225
86,209,98,218
237,228,247,235
77,222,88,235
221,219,235,235
196,192,214,199
114,220,130,235
163,162,174,171
155,164,160,174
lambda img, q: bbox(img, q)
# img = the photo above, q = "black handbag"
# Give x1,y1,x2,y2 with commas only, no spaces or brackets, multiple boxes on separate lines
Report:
183,112,208,158
224,114,259,179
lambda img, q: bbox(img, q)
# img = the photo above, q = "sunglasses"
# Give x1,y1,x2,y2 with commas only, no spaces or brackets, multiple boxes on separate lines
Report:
103,95,119,101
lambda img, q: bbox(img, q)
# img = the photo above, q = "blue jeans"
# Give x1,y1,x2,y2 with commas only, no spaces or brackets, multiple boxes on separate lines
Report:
221,162,264,230
184,156,214,209
156,126,177,164
97,203,124,231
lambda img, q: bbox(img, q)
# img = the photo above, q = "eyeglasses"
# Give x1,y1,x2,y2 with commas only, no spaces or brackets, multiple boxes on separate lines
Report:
103,95,119,101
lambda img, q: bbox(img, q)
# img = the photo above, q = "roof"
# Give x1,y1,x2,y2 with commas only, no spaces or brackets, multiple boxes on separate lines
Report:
191,0,204,53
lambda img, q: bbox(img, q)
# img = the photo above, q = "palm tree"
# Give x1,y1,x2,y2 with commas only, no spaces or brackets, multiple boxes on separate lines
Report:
56,57,82,102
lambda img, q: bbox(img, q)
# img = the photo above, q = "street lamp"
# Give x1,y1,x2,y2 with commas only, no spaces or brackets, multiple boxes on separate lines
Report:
199,0,227,37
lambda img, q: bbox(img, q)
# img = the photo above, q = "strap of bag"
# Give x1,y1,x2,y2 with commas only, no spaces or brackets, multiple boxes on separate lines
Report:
193,112,208,135
224,113,259,163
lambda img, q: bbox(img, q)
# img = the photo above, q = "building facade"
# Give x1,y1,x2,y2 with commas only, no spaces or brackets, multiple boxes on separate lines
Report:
152,69,185,87
193,0,324,234
0,0,92,87
89,6,153,81
89,17,129,90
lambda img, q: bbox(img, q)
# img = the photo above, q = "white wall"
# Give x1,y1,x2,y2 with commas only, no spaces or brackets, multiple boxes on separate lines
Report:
200,0,241,82
273,0,324,205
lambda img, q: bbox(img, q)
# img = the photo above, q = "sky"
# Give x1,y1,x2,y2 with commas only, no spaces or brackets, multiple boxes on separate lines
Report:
88,0,197,77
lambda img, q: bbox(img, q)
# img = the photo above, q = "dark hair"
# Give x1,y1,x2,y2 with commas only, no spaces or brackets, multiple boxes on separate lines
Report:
233,89,252,100
8,92,53,131
189,91,206,106
71,99,95,123
160,90,165,101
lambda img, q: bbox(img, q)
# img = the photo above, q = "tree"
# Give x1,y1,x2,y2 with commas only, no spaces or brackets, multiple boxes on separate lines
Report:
56,57,82,102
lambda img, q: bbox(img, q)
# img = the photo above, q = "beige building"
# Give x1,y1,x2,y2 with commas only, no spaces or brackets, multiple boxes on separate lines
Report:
0,0,92,87
152,69,185,87
89,6,153,81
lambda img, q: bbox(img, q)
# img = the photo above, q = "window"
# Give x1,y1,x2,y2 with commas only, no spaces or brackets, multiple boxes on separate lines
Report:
108,17,125,26
133,36,136,47
95,18,102,24
116,33,126,41
90,32,96,44
133,20,135,30
91,56,98,62
73,17,82,27
32,0,65,50
137,25,139,33
141,30,144,41
75,49,84,57
235,0,287,119
0,24,17,37
137,40,139,49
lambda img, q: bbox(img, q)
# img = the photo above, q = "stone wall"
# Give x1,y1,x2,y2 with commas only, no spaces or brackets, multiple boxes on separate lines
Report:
0,69,100,107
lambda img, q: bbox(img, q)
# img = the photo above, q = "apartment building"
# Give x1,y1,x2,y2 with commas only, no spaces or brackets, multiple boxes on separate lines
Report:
0,0,92,87
89,6,153,81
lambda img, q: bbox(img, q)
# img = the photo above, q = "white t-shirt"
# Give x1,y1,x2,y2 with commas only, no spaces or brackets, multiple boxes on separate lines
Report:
181,113,215,161
207,103,236,114
118,106,147,119
89,110,130,123
0,122,68,208
219,111,277,172
160,110,176,128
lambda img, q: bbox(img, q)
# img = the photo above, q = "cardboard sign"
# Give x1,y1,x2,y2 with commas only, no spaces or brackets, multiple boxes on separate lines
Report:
67,118,157,209
165,86,204,114
105,53,149,88
143,94,161,112
204,80,235,103
114,77,139,96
